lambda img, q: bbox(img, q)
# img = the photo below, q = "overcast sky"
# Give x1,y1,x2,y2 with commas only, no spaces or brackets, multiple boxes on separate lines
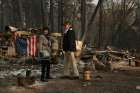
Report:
92,0,98,4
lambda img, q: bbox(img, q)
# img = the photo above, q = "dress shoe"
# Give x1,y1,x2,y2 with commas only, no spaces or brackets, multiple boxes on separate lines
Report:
40,79,48,82
70,76,79,80
60,76,71,79
46,76,53,79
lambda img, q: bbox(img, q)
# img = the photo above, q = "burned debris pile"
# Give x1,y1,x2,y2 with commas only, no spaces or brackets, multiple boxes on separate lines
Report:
80,46,140,72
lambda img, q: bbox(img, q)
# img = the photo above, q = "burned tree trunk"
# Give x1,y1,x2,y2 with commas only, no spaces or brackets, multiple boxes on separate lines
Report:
18,0,26,28
58,0,63,33
98,0,103,48
0,0,4,31
50,0,54,32
81,0,86,40
41,0,45,28
83,0,104,43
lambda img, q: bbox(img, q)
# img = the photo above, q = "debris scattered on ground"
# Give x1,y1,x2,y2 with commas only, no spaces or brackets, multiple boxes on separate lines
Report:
94,75,103,79
136,85,140,90
82,82,92,87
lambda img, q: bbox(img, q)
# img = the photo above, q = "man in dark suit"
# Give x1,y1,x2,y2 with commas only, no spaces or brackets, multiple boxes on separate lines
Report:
62,22,79,79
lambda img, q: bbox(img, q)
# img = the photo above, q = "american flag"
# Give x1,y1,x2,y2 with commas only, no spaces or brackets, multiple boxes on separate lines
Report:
27,35,37,56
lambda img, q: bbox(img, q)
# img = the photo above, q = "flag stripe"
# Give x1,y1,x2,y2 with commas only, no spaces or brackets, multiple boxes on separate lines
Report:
27,35,37,56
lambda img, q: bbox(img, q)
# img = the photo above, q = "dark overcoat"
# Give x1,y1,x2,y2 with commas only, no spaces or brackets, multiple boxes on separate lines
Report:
62,29,76,52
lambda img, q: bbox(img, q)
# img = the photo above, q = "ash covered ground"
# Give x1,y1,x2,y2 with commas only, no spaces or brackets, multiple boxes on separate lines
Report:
0,58,140,93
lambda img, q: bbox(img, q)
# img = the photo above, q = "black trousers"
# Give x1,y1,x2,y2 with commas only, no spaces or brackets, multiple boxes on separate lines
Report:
40,60,51,80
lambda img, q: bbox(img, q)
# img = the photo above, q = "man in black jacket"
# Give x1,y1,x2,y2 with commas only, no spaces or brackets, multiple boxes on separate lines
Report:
62,22,79,79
